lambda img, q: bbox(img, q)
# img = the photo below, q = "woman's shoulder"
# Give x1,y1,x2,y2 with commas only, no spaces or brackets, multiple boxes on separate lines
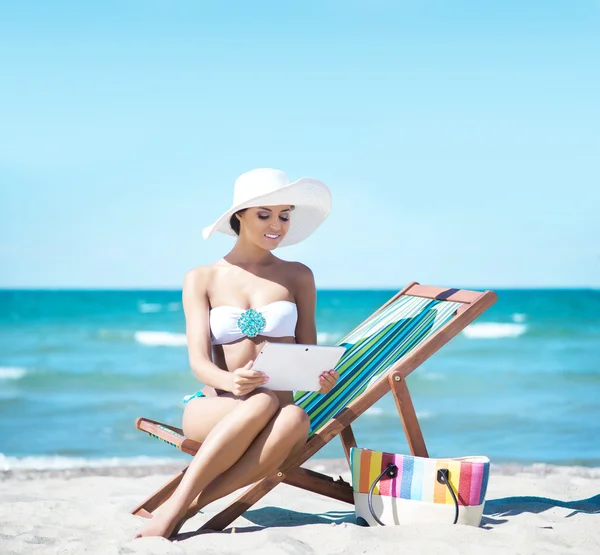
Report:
267,255,311,273
183,263,218,290
279,259,313,275
276,259,315,288
183,259,240,289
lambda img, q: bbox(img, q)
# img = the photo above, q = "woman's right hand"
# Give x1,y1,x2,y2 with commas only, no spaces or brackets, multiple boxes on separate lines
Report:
230,360,269,397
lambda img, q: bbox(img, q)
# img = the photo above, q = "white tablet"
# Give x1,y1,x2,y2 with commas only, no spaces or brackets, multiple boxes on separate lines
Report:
252,343,346,392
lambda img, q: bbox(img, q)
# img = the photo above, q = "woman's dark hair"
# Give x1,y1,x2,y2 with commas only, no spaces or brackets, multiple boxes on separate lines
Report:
229,205,295,236
229,209,248,236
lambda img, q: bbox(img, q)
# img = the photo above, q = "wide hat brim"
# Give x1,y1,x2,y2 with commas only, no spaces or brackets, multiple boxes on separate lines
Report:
202,178,331,247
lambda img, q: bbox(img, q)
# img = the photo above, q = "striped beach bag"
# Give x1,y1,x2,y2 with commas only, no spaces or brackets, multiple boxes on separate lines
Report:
350,447,490,527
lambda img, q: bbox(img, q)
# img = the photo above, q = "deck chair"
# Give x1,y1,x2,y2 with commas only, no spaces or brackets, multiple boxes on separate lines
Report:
131,281,497,531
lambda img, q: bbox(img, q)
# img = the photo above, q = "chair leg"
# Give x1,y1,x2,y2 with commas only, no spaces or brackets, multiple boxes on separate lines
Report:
339,425,357,465
131,467,187,517
200,472,286,531
283,466,353,504
389,371,429,457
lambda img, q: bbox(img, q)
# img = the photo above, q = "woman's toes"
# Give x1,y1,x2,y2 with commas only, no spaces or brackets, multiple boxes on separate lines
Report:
134,514,178,539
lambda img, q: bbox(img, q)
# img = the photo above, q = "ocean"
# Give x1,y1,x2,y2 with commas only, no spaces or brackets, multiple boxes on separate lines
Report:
1,288,599,471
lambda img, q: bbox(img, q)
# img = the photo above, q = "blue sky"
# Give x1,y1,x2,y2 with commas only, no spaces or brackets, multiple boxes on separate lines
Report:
1,1,598,289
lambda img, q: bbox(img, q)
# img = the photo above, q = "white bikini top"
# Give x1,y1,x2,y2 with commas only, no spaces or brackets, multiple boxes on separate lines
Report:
209,300,298,345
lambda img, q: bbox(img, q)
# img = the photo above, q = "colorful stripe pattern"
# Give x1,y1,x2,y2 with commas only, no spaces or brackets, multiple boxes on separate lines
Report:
350,447,490,506
148,424,186,448
294,294,462,436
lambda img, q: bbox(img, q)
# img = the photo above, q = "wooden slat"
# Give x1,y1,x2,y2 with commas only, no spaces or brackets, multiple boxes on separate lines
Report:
283,467,353,504
200,473,285,531
405,285,487,304
135,417,185,437
131,468,187,517
201,467,355,531
389,373,428,457
339,425,357,465
136,417,201,456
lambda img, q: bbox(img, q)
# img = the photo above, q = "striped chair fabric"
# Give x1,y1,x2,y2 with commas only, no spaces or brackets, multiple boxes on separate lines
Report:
294,294,461,435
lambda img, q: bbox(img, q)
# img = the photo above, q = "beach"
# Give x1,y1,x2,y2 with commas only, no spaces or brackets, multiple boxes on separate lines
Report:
2,459,599,554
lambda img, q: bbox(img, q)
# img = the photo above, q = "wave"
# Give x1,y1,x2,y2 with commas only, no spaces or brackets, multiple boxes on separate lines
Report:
138,302,162,313
317,332,344,345
415,410,435,420
0,366,27,380
363,407,435,420
0,453,182,471
462,322,527,339
0,365,193,391
138,302,182,314
134,331,187,347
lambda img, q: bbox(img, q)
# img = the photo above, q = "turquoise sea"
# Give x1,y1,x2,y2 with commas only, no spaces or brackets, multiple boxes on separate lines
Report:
1,289,599,470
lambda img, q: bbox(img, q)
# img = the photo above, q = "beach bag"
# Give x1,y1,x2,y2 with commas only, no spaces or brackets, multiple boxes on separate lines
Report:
350,447,490,527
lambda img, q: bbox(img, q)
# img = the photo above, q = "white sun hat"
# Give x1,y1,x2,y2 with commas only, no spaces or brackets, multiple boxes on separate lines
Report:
202,168,332,247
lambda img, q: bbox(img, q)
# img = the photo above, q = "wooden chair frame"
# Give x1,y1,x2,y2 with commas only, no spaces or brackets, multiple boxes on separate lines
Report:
131,282,497,531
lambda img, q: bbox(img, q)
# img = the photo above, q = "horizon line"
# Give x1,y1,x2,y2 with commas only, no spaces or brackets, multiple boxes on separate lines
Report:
0,285,598,292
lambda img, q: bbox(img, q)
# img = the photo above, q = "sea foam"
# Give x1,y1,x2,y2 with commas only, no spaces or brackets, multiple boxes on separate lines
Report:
134,331,187,346
317,332,343,345
415,410,435,420
0,453,181,471
138,302,162,313
462,323,527,339
0,367,27,380
138,302,182,313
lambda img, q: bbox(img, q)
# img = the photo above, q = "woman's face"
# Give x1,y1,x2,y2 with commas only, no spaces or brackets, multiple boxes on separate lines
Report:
237,205,293,250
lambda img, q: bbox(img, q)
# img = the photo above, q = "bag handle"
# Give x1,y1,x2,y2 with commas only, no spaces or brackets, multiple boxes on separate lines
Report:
367,463,459,526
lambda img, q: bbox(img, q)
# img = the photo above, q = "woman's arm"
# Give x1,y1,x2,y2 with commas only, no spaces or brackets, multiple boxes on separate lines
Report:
182,268,234,392
292,263,338,394
293,263,318,345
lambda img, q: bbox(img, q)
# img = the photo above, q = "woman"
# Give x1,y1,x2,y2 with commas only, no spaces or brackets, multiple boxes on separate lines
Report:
136,168,339,538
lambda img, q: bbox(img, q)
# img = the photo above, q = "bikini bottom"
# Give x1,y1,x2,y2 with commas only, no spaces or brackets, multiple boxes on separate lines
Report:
182,391,206,404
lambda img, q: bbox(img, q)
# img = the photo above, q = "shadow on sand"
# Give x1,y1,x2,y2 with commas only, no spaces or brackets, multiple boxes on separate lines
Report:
480,494,600,529
175,495,600,539
174,507,356,539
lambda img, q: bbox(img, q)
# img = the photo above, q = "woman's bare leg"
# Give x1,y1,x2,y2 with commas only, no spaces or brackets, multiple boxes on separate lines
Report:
182,393,241,440
181,404,310,522
135,388,280,538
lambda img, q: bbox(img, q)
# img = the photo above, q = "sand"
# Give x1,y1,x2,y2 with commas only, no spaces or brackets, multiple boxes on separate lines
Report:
1,459,599,554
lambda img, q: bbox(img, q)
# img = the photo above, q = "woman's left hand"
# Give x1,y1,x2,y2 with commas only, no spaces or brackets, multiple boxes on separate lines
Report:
318,369,339,395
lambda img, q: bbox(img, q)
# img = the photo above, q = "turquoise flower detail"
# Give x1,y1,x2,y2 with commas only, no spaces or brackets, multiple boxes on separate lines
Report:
237,308,266,338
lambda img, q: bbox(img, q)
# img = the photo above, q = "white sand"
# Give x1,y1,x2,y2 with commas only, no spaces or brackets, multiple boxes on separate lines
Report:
1,460,599,554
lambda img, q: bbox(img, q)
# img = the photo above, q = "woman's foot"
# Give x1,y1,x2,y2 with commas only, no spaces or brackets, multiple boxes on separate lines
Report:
134,510,183,540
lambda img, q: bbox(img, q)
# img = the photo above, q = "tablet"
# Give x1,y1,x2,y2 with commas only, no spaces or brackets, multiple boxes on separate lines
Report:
252,343,346,392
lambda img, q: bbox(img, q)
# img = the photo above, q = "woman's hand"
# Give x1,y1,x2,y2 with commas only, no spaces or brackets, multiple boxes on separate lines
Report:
230,360,269,397
318,369,339,395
